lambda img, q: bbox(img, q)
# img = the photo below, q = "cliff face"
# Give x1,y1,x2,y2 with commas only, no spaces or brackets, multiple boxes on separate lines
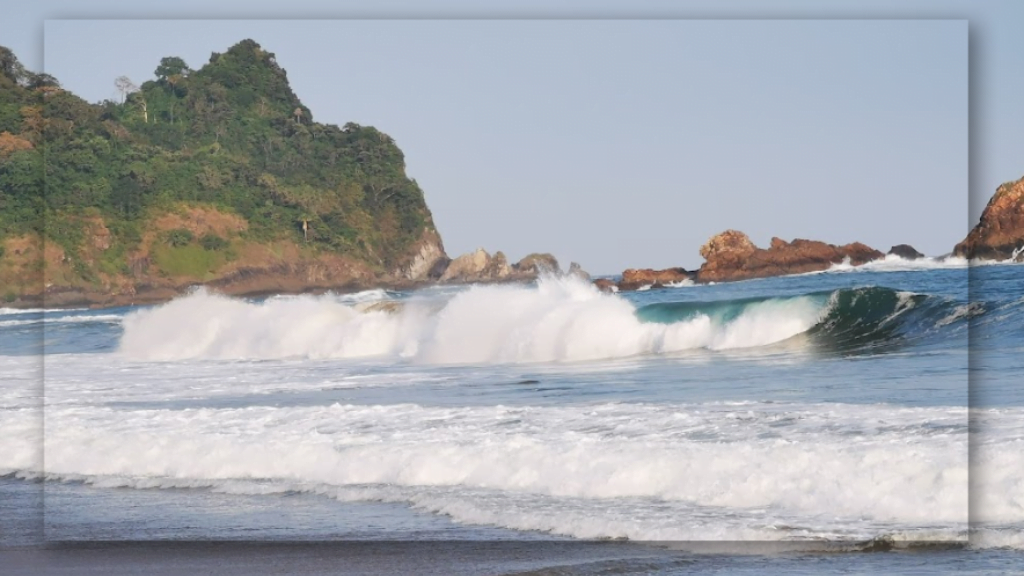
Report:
396,228,448,281
954,175,1024,261
0,41,451,307
0,206,386,308
696,230,883,283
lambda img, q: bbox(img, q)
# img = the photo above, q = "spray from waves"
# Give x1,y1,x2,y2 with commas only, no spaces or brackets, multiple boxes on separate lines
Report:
119,277,829,362
119,278,976,362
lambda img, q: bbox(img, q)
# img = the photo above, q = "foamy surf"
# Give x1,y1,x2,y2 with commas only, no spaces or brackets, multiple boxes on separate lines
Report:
817,253,1021,275
0,314,123,328
0,398,993,543
119,277,834,362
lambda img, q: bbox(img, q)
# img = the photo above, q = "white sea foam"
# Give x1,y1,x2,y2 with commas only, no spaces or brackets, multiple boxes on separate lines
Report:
819,254,969,274
0,307,93,317
0,314,123,328
2,344,1018,545
816,253,1024,276
333,288,393,303
119,277,827,362
0,307,43,315
0,399,990,542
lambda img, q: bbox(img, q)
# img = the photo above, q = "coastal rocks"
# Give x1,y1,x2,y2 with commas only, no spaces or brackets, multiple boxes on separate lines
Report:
438,249,566,283
887,244,925,260
696,230,884,283
567,262,590,281
593,278,617,292
953,175,1024,261
515,253,560,275
618,267,695,291
439,248,494,282
400,228,448,281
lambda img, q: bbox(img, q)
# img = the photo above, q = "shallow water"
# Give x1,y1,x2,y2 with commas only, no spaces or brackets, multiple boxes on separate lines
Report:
1,257,1022,573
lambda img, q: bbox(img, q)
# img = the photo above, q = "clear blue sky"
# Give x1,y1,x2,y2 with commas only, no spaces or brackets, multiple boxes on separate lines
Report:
3,2,1021,274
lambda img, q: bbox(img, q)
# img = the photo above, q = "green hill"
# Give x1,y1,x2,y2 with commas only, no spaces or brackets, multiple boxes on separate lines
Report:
0,40,447,307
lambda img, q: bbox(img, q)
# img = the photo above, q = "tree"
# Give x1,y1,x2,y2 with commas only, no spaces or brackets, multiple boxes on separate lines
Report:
114,76,138,103
127,92,149,123
26,73,60,89
0,46,26,83
155,56,189,81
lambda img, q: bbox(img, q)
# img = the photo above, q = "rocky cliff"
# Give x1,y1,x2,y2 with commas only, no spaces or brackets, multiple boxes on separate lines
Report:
954,175,1024,261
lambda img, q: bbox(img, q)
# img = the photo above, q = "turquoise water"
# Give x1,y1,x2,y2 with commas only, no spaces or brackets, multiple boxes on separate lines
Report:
1,260,1021,573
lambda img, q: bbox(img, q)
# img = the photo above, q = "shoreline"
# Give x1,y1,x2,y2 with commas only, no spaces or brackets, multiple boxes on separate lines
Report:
2,254,1015,312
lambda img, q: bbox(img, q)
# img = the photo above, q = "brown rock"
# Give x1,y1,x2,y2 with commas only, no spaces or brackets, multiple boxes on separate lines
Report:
593,278,617,293
438,249,564,284
887,244,925,260
567,262,590,281
699,229,757,260
697,230,884,283
954,175,1024,261
514,253,560,275
440,248,492,282
618,267,695,291
484,251,513,279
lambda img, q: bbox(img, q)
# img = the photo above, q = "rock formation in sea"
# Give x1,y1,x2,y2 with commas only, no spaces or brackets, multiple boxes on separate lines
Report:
695,230,884,283
953,175,1024,261
887,244,925,260
437,249,565,284
617,268,696,291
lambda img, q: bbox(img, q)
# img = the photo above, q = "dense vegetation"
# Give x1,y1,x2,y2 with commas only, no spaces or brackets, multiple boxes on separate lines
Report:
0,40,437,282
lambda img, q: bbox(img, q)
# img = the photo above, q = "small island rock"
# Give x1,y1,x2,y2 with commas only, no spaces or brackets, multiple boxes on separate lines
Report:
697,230,884,283
887,244,925,260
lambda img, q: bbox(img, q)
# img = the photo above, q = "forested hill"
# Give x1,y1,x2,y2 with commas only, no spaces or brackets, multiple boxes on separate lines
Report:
0,39,447,307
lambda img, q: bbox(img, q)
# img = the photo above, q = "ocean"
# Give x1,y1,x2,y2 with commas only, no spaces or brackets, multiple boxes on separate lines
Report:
1,257,1022,574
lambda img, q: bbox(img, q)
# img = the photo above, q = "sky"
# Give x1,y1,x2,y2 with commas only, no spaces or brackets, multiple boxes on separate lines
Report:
3,1,1021,275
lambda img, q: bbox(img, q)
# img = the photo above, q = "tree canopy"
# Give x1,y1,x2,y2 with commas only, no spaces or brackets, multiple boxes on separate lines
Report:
0,39,439,281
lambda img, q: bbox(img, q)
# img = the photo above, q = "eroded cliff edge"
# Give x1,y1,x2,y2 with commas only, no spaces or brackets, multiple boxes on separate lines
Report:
954,175,1024,261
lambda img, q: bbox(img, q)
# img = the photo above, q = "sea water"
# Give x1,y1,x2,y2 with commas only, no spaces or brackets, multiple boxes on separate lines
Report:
1,257,1021,573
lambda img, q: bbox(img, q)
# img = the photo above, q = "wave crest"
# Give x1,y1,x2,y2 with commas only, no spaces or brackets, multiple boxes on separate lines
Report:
119,278,828,362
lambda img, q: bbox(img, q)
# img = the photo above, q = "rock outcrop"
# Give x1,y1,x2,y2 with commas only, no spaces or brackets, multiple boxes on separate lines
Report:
399,229,449,281
515,253,560,276
567,262,590,281
953,175,1024,261
887,244,925,260
617,267,696,291
438,249,566,284
439,248,494,282
696,230,884,283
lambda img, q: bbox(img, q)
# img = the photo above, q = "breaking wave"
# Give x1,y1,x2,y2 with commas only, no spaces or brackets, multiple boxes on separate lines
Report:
119,278,976,362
